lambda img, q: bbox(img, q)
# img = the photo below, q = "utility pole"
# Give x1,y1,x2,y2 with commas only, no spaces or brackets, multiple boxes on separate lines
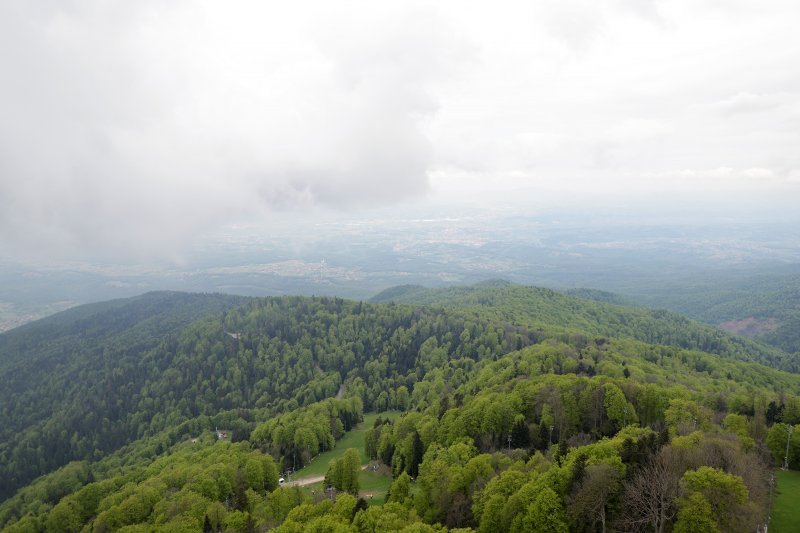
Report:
549,425,555,444
507,433,512,452
784,424,794,470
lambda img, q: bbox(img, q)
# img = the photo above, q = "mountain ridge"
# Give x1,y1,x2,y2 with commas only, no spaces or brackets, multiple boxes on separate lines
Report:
371,280,796,371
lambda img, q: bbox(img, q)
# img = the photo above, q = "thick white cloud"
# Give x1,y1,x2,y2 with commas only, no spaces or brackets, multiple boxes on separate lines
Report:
0,0,798,260
428,0,800,196
0,1,465,259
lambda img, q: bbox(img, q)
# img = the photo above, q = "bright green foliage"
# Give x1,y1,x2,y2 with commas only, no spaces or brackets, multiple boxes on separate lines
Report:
204,501,225,531
473,469,528,529
366,418,395,461
477,495,507,533
785,397,800,424
2,285,799,532
681,466,748,532
511,487,568,533
44,496,82,533
673,492,719,533
331,493,357,521
388,471,412,506
352,501,430,532
664,399,713,436
325,448,361,495
602,383,629,429
412,440,505,528
682,466,748,502
766,423,800,468
251,398,363,470
722,413,756,451
263,486,308,524
371,282,790,369
36,443,284,532
341,448,362,495
223,510,248,532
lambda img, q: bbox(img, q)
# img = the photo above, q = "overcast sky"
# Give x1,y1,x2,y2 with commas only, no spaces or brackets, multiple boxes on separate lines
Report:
1,0,798,261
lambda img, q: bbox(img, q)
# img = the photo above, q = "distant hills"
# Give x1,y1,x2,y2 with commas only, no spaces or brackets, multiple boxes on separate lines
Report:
371,280,797,372
619,272,800,355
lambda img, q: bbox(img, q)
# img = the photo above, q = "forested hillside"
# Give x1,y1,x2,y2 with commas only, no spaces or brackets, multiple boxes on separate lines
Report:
620,272,800,355
0,292,250,501
371,281,798,372
2,287,800,532
0,293,533,503
0,292,249,373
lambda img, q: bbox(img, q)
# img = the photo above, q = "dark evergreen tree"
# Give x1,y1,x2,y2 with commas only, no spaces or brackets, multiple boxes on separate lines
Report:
537,423,551,450
568,453,587,492
766,401,784,424
510,418,531,449
234,471,248,512
556,440,569,465
353,497,370,520
409,431,424,478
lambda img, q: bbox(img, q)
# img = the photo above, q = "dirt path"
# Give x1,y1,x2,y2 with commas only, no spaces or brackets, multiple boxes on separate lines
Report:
285,464,371,487
285,474,325,487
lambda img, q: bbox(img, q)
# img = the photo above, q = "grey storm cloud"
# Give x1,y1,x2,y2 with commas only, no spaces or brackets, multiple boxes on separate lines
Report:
0,1,465,260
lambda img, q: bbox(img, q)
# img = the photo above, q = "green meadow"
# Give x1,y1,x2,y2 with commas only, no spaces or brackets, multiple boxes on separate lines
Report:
771,469,800,533
290,411,400,505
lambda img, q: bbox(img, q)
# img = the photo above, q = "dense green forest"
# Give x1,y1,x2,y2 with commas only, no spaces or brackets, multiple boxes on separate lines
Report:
2,285,800,532
0,292,250,501
0,291,535,502
370,281,798,371
662,273,800,354
589,272,800,355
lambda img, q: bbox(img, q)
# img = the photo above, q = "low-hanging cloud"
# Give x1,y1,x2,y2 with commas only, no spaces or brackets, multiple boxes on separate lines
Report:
0,1,465,260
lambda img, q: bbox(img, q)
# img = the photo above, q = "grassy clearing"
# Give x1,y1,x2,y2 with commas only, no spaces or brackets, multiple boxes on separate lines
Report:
359,470,392,506
292,411,400,479
290,411,400,505
299,469,393,504
771,469,800,533
293,425,365,478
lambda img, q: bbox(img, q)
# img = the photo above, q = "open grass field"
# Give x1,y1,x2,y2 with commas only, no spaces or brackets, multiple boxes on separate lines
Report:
288,411,400,505
295,469,392,505
292,411,400,478
297,467,393,504
358,470,392,506
771,469,800,533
